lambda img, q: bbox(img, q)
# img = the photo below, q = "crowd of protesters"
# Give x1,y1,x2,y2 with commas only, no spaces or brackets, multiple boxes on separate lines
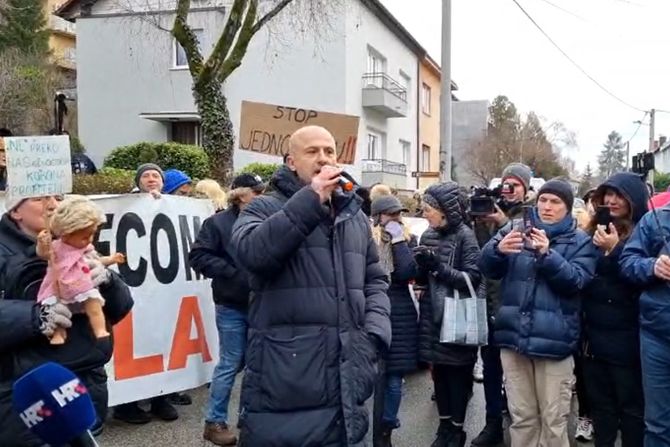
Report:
1,124,670,447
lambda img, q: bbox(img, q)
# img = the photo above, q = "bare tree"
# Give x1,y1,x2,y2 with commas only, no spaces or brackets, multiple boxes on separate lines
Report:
0,49,73,134
144,0,340,184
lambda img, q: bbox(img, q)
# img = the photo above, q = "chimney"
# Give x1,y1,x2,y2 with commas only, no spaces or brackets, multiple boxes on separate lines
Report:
660,135,667,148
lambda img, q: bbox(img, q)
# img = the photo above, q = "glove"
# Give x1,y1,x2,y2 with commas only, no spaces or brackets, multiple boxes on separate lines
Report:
413,247,440,271
38,303,72,337
87,255,111,288
384,221,404,243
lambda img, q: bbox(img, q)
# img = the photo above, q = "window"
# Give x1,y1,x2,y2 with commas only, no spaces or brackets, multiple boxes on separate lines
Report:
367,132,380,159
174,29,204,68
171,122,201,145
400,139,411,166
399,71,410,101
421,144,431,171
422,83,432,115
367,48,385,74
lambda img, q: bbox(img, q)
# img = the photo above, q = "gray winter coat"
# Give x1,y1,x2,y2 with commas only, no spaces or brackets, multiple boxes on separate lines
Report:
231,166,391,447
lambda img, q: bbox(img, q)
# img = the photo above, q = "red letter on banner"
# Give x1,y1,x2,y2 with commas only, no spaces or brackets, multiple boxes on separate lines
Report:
113,311,164,379
167,296,212,370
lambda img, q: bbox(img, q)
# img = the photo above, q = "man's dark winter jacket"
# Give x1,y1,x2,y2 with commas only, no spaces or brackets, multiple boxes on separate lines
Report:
583,172,649,366
418,182,482,366
479,216,597,360
231,166,391,447
189,206,250,310
0,213,133,446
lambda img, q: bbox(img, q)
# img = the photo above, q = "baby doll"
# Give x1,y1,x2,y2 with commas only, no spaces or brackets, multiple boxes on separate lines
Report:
36,195,126,345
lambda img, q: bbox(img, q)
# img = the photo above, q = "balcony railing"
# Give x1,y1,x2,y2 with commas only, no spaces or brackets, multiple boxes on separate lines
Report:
362,73,407,102
362,159,407,176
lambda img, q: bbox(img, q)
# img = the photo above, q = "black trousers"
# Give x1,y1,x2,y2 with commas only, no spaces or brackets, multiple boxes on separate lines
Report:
582,357,644,447
574,353,591,418
433,363,474,425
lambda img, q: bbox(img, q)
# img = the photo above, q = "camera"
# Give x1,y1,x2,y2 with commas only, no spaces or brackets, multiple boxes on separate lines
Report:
631,152,654,179
469,183,515,216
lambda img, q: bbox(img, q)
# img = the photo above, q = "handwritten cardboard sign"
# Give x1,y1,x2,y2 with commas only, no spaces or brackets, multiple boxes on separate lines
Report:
4,135,72,200
239,100,360,165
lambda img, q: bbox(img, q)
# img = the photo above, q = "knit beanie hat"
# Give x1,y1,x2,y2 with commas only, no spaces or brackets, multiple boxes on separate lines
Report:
163,169,192,194
502,162,532,194
135,163,164,188
538,178,574,211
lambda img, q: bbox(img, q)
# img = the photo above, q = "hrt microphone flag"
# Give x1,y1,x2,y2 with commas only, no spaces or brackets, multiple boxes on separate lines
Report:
12,362,97,446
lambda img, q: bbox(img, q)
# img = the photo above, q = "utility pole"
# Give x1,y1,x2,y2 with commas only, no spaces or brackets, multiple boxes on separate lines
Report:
626,141,630,170
649,108,656,188
439,0,452,182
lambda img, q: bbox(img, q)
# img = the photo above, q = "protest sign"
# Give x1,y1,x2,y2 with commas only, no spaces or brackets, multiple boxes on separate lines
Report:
239,100,360,164
92,195,218,405
3,136,72,200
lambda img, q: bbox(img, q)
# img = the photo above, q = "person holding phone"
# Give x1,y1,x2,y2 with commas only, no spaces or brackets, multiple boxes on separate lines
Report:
479,178,597,447
619,182,670,447
471,162,534,447
581,172,649,447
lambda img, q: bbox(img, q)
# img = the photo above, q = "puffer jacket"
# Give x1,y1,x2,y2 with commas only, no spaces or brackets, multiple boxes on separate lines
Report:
474,198,533,319
418,182,482,366
231,165,391,447
479,215,597,359
620,206,670,341
383,235,419,375
583,172,649,366
0,213,133,446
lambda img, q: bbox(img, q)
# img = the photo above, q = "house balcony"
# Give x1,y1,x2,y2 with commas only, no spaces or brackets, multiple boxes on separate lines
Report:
361,159,408,188
49,15,76,37
361,73,408,118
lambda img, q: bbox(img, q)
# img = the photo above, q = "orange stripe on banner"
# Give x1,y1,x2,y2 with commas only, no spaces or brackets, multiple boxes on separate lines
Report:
168,296,213,370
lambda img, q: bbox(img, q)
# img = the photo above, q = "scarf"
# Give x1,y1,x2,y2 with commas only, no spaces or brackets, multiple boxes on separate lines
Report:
533,208,574,240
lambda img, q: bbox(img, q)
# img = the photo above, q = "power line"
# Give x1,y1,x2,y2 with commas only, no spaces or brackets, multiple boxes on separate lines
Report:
511,0,647,113
625,111,648,145
536,0,586,21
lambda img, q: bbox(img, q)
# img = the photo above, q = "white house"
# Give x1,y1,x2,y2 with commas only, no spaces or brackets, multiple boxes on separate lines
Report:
57,0,447,190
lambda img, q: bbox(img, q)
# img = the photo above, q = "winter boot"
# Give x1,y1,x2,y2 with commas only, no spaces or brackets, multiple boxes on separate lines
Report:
447,428,467,447
471,417,504,446
431,419,455,447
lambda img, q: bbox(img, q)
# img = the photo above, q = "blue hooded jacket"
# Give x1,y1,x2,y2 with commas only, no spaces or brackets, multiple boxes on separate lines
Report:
619,190,670,339
479,210,597,359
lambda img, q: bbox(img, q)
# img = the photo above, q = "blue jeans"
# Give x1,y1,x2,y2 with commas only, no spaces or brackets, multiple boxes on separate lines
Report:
382,374,403,428
205,305,248,424
641,327,670,447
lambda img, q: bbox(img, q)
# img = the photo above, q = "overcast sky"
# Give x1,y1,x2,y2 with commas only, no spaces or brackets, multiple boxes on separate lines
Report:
380,0,670,173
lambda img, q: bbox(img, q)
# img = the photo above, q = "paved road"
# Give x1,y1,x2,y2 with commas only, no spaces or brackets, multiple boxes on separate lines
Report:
98,370,603,447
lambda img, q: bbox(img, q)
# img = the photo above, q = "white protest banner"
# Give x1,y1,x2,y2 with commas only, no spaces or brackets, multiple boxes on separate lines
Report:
0,194,218,404
92,194,217,405
3,135,72,200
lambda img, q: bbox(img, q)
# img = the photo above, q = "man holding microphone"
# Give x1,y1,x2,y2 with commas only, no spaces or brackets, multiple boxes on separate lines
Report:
231,125,391,446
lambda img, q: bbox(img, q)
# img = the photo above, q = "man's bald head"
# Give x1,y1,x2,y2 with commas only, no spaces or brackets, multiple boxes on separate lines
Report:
288,125,335,155
286,125,338,184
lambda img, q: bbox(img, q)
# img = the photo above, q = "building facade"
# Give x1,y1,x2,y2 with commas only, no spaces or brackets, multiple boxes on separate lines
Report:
58,0,456,190
46,0,76,73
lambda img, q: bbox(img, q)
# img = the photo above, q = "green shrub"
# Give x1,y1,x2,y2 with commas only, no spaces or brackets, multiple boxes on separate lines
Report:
654,172,670,193
239,162,281,182
104,142,210,179
72,171,135,195
69,135,85,155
